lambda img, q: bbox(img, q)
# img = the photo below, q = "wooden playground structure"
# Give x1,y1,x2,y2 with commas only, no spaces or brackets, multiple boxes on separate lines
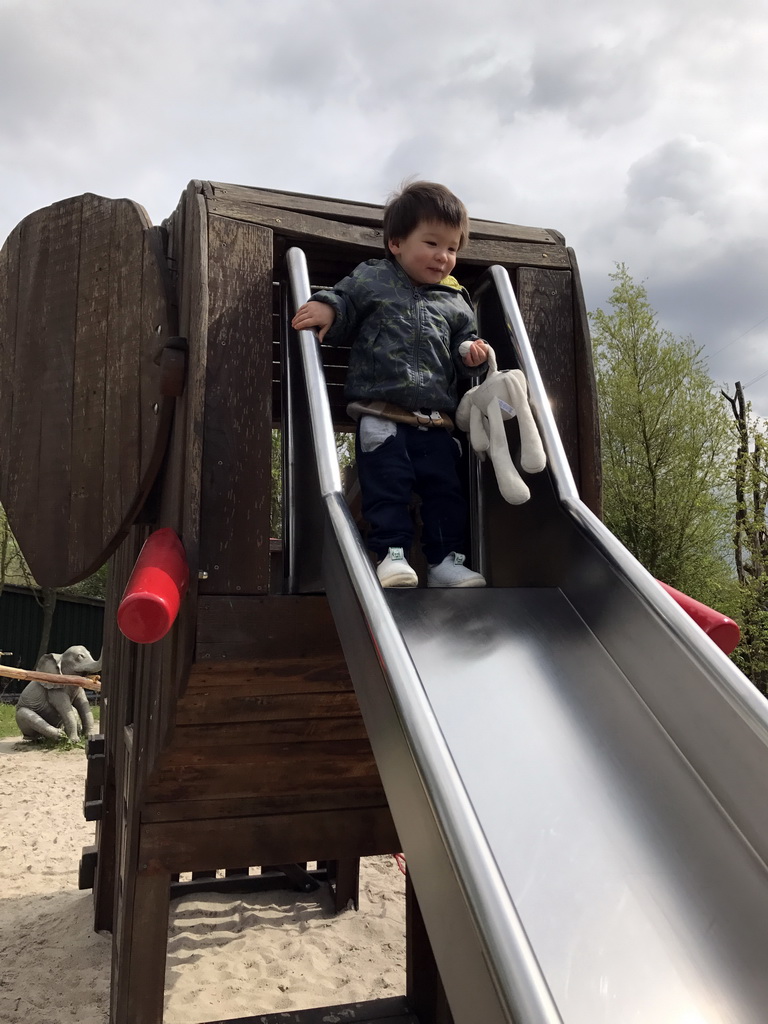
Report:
0,182,600,1024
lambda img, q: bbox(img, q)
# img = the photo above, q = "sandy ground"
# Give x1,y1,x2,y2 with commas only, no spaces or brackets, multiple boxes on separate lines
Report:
0,734,406,1023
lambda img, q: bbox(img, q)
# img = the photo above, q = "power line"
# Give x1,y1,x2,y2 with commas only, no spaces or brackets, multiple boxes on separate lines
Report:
742,366,768,390
710,313,768,357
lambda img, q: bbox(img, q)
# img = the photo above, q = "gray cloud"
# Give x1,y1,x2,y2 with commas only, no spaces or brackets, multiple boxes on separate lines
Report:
2,0,768,413
528,43,655,132
625,138,732,226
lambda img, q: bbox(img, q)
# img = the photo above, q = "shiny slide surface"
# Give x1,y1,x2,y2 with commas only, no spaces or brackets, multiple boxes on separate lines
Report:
387,586,768,1024
285,249,768,1024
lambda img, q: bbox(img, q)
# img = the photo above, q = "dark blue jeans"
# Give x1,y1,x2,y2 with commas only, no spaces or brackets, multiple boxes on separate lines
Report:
355,423,467,564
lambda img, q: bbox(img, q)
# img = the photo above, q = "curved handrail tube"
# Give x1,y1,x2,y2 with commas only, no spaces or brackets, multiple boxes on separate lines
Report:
285,246,563,1024
477,264,768,747
563,493,768,743
474,268,580,505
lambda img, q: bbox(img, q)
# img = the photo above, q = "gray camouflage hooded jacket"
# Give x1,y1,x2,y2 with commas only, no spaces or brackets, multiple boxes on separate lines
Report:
311,257,481,412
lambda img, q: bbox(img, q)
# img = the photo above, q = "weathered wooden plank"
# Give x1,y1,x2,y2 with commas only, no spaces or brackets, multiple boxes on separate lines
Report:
208,181,558,244
11,202,79,583
179,183,209,594
195,595,345,658
184,673,356,700
103,200,144,558
92,528,146,934
111,721,141,1023
120,860,171,1024
138,806,400,869
155,199,196,710
199,217,273,595
0,225,20,503
141,788,389,822
148,758,382,804
139,224,177,478
186,656,353,693
176,689,361,725
143,613,170,782
461,237,570,269
157,185,209,711
209,182,385,226
516,267,580,485
69,195,112,578
157,734,373,769
41,208,81,577
163,717,369,750
568,246,602,516
211,197,569,270
209,196,384,248
2,194,173,587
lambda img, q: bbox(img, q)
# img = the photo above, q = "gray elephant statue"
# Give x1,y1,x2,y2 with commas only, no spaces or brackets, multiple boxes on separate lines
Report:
16,645,101,742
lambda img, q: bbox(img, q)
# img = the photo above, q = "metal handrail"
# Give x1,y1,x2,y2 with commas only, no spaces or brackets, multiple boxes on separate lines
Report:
285,246,563,1024
474,264,768,745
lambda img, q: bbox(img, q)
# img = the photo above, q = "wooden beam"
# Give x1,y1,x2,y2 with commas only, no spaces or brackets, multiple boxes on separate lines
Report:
163,717,368,749
567,246,602,516
138,806,399,869
206,181,559,244
185,655,353,694
208,198,569,270
199,216,274,595
195,595,345,660
141,788,389,823
516,267,580,483
0,664,101,690
175,689,362,726
148,741,381,802
209,197,383,248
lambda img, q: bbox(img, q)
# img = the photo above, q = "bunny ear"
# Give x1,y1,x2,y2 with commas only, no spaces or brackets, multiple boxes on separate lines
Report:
485,345,498,373
505,372,547,474
456,389,474,431
469,403,490,456
485,398,530,504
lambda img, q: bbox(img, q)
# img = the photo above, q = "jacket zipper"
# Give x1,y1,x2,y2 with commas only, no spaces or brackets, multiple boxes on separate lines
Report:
413,285,423,403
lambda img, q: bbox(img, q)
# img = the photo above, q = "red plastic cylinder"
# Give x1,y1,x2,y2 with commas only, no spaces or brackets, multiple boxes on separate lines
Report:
657,580,740,655
117,528,190,644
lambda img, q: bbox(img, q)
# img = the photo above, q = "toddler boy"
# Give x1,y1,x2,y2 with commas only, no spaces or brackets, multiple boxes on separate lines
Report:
291,181,488,588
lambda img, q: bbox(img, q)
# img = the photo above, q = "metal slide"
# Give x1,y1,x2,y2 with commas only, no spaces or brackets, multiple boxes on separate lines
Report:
285,249,768,1024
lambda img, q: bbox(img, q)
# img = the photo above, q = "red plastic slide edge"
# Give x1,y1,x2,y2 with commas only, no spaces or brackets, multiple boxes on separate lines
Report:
657,580,740,655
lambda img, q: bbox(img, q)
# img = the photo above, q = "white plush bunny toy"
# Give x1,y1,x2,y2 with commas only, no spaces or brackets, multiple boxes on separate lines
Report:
456,346,547,504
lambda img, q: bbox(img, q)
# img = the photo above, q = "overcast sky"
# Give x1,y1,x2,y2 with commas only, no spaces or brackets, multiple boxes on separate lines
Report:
3,0,767,413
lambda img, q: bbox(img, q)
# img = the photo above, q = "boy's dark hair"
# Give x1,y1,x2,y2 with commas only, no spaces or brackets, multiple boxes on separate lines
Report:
383,180,470,251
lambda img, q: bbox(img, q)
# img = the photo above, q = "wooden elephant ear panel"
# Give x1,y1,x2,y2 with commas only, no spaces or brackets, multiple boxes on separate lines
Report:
0,194,178,587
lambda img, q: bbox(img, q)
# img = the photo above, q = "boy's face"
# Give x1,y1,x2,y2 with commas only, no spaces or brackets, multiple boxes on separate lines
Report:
388,220,461,286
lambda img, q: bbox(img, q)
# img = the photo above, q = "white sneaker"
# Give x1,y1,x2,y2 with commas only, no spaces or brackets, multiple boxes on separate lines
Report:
377,547,419,588
427,552,486,588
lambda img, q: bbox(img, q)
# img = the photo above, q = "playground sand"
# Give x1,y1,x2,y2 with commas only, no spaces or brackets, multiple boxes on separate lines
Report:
0,735,407,1023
